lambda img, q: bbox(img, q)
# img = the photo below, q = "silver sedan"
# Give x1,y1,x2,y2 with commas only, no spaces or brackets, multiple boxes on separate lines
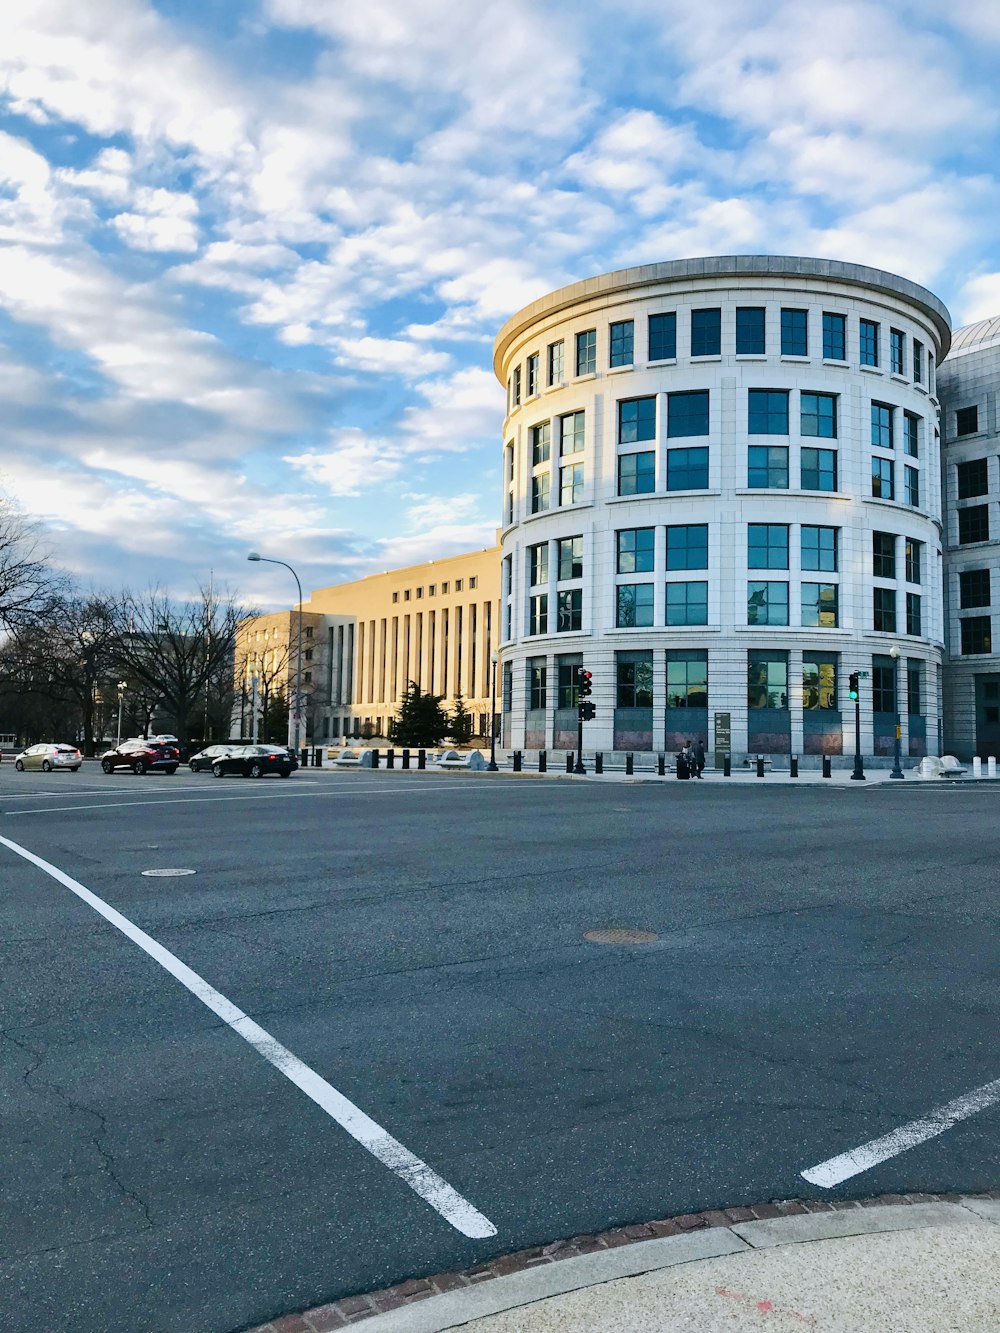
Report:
14,743,83,772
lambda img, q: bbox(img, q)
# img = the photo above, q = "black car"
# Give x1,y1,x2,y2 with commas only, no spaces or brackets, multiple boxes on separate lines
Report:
211,745,297,778
100,739,180,774
188,744,240,772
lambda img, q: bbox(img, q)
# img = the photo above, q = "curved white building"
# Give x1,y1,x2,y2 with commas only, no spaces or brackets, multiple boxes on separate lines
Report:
493,257,951,765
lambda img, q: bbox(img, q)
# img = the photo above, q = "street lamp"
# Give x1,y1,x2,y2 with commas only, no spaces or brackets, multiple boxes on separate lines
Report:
889,646,905,779
115,681,128,748
248,552,303,753
487,650,499,771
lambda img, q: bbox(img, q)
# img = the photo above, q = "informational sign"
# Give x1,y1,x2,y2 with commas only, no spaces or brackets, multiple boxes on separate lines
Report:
714,712,731,769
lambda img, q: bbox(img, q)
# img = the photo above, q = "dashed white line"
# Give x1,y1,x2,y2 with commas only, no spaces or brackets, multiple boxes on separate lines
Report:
801,1076,1000,1187
0,833,497,1240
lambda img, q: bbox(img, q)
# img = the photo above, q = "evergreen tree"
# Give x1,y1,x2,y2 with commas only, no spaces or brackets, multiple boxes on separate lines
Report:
389,680,449,747
449,692,473,745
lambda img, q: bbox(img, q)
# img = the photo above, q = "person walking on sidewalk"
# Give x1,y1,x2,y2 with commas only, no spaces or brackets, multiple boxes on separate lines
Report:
693,738,706,779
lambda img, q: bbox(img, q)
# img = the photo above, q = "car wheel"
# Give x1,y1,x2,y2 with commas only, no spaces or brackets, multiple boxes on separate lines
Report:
101,759,114,774
212,763,225,778
189,760,199,772
14,759,24,771
133,759,147,775
41,760,52,772
249,762,264,778
164,766,177,775
279,770,291,778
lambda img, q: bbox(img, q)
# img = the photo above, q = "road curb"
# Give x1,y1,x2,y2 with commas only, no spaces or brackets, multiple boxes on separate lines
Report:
244,1190,1000,1332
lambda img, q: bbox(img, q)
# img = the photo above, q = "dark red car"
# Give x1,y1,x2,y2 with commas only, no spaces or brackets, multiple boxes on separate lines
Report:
100,738,180,775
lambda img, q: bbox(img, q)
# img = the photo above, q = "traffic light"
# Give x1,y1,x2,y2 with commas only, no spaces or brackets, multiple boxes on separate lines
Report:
578,700,596,722
848,672,860,701
577,667,593,698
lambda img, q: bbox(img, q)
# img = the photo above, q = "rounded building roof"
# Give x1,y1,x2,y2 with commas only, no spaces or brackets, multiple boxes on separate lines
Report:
947,315,1000,358
494,254,952,377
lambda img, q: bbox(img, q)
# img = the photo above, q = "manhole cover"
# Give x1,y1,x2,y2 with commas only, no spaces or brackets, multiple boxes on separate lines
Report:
141,869,196,877
584,928,658,945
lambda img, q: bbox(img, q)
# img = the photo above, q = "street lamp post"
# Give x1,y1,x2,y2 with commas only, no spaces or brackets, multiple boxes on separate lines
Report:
248,553,303,753
889,646,905,779
116,681,128,748
487,650,499,771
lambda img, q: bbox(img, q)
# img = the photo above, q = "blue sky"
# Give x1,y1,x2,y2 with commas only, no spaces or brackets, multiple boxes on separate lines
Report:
2,0,999,607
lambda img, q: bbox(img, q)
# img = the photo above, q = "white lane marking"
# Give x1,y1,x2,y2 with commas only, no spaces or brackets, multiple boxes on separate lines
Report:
801,1076,1000,1187
0,833,496,1239
141,868,196,877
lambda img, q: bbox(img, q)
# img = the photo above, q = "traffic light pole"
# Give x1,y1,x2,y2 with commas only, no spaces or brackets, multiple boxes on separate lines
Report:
851,694,865,780
575,710,585,774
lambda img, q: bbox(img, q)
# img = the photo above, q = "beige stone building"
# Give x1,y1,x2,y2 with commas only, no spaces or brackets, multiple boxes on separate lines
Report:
236,546,501,744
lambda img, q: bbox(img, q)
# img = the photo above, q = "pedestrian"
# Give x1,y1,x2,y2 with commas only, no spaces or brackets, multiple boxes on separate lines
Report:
676,742,689,779
693,738,706,779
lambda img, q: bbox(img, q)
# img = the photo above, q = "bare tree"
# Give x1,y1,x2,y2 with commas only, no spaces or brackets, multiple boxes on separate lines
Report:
0,495,64,632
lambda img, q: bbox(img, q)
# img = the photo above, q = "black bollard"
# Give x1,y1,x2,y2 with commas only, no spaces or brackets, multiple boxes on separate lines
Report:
822,755,832,779
566,752,574,773
539,750,547,772
313,747,322,767
658,752,665,777
513,750,522,772
417,749,426,770
386,748,395,769
300,747,308,767
626,752,634,775
790,755,798,778
371,748,380,769
402,748,410,770
723,754,731,777
595,752,603,774
756,754,765,777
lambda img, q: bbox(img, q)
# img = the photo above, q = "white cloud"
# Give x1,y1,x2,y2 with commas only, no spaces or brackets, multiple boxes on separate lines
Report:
372,520,499,570
111,187,199,253
404,492,486,529
328,335,452,376
284,431,407,497
954,273,1000,327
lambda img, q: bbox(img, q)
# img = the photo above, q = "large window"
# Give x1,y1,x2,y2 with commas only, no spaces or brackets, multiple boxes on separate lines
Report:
958,505,990,544
531,421,550,465
618,527,655,574
907,660,922,716
904,538,922,584
616,584,654,628
959,568,990,608
667,651,707,708
618,451,655,495
557,589,582,632
781,308,808,356
748,445,789,488
802,583,838,627
873,532,896,578
956,405,979,436
560,410,585,455
823,312,846,360
906,592,921,636
558,535,583,580
801,447,837,491
648,312,676,361
526,352,539,397
666,524,708,570
872,456,894,500
666,447,709,490
691,307,721,356
528,660,546,710
904,465,920,508
872,661,895,713
575,329,596,376
560,463,584,506
904,412,919,457
617,651,653,707
528,542,548,587
890,328,905,376
529,594,548,635
747,523,789,569
547,340,564,385
913,339,923,383
873,586,896,632
957,458,988,498
961,616,992,654
860,318,879,366
803,655,837,710
747,581,788,625
610,319,634,367
557,658,582,708
531,473,550,513
667,390,709,436
871,402,894,449
665,581,708,625
748,653,788,709
748,389,789,434
619,396,656,443
801,525,838,572
512,364,522,405
800,392,837,437
736,307,765,354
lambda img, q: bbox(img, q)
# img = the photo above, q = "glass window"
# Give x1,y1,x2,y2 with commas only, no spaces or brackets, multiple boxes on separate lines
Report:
860,318,879,366
747,523,789,569
469,576,477,589
873,532,896,578
560,410,585,454
617,651,653,707
872,662,895,713
801,447,837,491
904,465,920,508
531,473,550,513
557,589,582,632
961,616,992,654
822,312,846,360
890,328,905,375
801,525,838,572
666,580,708,625
560,463,584,506
956,405,979,436
747,581,788,625
748,389,789,434
959,568,990,608
665,524,708,570
529,594,548,635
871,402,894,449
800,392,837,437
913,339,923,383
690,307,721,356
872,456,895,500
748,653,788,708
667,390,709,436
526,352,539,396
906,592,921,635
874,586,896,632
781,308,808,356
531,421,550,465
618,451,655,495
616,583,654,628
666,447,709,490
959,505,990,544
907,660,922,716
558,536,583,580
528,660,547,710
610,320,634,367
547,340,564,385
528,542,548,586
648,312,676,361
736,307,765,354
748,445,789,488
666,651,707,708
557,658,582,707
617,527,655,574
904,412,919,457
803,655,837,710
904,538,922,584
575,329,596,376
512,365,522,405
802,583,838,627
619,396,656,443
957,458,988,499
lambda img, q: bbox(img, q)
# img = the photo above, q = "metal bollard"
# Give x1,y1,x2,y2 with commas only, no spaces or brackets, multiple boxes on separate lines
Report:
626,752,634,775
790,755,798,778
756,755,765,778
300,747,308,767
386,748,395,769
658,752,665,776
990,756,997,778
822,755,832,779
973,756,982,777
371,748,380,769
417,749,426,770
595,752,603,774
566,752,574,773
402,748,410,770
538,750,547,772
513,750,522,772
723,754,731,777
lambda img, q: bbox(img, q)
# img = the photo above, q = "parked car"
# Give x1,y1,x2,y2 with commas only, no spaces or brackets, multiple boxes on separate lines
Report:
14,743,83,772
188,744,239,773
100,738,180,775
211,745,297,779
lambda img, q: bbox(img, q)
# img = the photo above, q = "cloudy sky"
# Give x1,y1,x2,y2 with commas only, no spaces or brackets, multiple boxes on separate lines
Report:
2,1,999,606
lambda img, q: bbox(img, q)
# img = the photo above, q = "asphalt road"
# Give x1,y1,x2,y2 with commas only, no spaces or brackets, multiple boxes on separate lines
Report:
1,765,997,1333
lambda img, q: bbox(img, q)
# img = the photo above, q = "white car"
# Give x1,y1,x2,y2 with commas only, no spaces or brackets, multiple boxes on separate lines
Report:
14,743,83,772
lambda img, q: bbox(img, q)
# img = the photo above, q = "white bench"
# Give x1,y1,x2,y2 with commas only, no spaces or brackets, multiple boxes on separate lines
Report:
434,748,489,770
332,748,374,768
915,755,968,779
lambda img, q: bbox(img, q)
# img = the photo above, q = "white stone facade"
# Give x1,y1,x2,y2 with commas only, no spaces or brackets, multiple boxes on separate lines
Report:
493,257,951,764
